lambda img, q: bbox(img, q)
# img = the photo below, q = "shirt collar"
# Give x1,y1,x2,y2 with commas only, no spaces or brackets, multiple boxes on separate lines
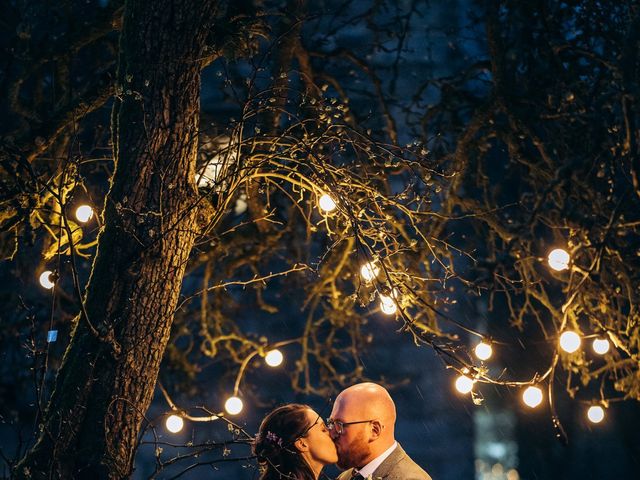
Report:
353,441,398,479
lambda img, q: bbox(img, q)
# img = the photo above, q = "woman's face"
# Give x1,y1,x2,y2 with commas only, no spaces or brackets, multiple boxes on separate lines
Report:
300,408,339,468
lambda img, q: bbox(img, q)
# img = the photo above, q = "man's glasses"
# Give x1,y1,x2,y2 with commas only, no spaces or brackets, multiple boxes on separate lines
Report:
326,418,375,435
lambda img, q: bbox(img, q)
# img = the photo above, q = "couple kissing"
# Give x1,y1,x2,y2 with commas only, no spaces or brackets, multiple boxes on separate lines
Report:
253,382,432,480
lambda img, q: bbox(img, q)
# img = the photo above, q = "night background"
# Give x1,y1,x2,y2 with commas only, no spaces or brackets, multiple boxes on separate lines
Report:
1,0,640,479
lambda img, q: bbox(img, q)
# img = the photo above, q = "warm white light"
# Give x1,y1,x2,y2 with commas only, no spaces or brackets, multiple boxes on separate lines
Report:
225,396,243,415
165,414,184,433
587,405,605,424
379,294,397,315
547,248,570,271
75,205,94,223
39,271,55,289
234,194,248,215
506,469,520,480
194,136,236,190
318,194,337,212
196,161,224,188
592,338,610,355
265,349,284,367
559,330,581,353
522,386,543,408
474,341,493,361
455,375,475,394
360,262,379,282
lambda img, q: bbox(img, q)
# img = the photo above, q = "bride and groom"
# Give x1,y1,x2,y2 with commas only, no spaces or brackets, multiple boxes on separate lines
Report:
253,382,432,480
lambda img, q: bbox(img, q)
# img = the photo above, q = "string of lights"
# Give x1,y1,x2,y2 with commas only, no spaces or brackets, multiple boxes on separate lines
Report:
35,197,616,434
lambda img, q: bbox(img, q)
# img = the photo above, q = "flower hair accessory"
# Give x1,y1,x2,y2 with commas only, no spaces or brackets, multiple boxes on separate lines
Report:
265,430,284,447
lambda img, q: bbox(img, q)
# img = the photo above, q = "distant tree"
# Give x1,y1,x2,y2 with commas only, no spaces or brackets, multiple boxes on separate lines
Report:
422,0,640,414
423,0,640,470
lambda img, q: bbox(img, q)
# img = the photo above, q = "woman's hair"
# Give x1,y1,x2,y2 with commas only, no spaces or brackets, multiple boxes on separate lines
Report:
253,403,317,480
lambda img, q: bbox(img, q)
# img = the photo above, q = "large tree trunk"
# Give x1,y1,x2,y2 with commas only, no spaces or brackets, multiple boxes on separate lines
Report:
15,0,216,477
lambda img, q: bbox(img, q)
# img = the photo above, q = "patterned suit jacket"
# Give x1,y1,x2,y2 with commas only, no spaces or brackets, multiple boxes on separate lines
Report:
336,443,432,480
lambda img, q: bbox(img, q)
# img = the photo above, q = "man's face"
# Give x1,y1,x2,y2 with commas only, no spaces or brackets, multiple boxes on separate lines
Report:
329,398,372,470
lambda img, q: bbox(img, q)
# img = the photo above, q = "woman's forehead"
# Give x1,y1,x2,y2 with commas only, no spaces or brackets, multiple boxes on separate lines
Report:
305,408,324,428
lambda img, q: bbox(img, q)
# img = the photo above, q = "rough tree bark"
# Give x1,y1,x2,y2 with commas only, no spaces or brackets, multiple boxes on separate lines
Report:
15,0,217,478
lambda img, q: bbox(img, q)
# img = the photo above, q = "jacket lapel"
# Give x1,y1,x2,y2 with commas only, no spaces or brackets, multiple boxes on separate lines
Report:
371,444,406,479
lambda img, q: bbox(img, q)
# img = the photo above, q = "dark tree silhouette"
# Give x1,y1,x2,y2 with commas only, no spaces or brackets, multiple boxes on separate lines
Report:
12,0,218,477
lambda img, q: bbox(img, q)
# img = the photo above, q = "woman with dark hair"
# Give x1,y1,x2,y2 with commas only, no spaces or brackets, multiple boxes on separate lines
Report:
253,403,338,479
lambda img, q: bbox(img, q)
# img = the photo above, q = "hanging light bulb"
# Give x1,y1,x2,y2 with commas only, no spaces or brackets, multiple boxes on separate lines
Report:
474,341,493,361
75,205,94,223
379,289,398,315
265,349,284,367
165,414,184,433
547,248,570,271
318,194,337,213
225,396,243,415
587,405,605,424
559,330,581,353
379,288,400,315
39,271,55,289
522,386,543,408
592,337,610,355
454,375,475,394
360,262,379,282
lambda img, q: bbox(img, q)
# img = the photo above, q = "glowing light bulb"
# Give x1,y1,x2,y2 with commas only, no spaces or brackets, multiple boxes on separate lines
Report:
522,386,543,408
455,375,475,394
474,341,493,361
75,205,94,223
587,405,605,424
265,349,284,367
379,293,397,315
360,262,379,282
547,248,570,271
225,396,243,415
506,469,520,480
165,414,184,433
39,271,55,289
592,338,610,355
559,330,581,353
318,194,337,213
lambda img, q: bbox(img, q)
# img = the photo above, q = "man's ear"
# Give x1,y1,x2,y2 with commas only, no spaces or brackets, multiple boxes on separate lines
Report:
295,437,309,452
370,420,383,439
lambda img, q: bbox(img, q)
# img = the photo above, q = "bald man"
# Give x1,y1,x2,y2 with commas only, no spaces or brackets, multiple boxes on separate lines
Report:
329,382,432,480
